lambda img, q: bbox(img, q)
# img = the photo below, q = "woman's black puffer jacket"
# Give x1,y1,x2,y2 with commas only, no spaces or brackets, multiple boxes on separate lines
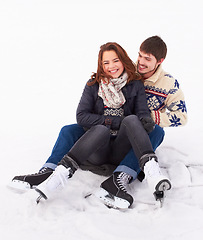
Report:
76,79,151,130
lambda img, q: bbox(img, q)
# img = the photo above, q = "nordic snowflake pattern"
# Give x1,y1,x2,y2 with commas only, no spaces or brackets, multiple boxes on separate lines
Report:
164,74,173,78
174,79,180,89
103,107,124,117
169,88,178,94
177,100,187,113
145,77,186,127
164,74,180,89
169,114,181,127
145,86,167,111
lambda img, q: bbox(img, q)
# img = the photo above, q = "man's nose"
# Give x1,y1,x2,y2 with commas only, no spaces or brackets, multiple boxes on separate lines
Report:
138,58,145,65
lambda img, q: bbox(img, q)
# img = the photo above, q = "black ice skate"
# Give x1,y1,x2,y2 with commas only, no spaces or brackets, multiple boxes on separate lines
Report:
8,167,53,191
96,172,133,209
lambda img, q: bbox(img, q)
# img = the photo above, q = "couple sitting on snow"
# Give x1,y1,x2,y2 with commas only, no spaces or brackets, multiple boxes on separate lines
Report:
10,36,187,209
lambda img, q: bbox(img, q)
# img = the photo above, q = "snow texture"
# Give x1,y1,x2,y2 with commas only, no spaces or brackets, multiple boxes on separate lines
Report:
0,0,203,240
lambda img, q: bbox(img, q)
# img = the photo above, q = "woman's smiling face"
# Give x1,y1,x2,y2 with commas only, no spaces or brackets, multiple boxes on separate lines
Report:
102,50,124,79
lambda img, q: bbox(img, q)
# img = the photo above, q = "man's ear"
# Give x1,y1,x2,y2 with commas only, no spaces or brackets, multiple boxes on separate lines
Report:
158,58,164,65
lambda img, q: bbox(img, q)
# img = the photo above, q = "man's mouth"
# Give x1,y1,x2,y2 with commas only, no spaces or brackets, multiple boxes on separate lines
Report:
138,64,147,71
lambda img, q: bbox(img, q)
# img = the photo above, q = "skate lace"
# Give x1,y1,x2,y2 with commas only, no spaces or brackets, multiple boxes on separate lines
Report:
117,172,131,192
25,167,50,177
38,167,50,174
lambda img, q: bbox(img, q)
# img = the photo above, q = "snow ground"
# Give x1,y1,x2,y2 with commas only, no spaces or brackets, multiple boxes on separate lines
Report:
0,0,203,240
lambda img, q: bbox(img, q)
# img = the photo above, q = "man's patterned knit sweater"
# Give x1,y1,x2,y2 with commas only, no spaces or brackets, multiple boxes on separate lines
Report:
144,65,187,127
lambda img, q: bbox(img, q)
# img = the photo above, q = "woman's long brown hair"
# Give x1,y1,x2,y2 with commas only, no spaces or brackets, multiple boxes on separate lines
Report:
88,42,141,86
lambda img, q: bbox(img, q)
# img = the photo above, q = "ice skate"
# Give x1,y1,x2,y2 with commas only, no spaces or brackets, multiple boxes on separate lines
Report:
96,172,133,209
35,156,78,203
8,167,53,192
144,157,171,206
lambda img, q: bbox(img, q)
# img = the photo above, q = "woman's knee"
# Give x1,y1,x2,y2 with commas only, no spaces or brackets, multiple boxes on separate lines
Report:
89,125,110,137
122,115,141,127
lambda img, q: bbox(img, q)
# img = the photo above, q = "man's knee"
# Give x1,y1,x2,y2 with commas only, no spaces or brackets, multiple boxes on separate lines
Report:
60,124,84,137
150,124,165,138
149,125,165,150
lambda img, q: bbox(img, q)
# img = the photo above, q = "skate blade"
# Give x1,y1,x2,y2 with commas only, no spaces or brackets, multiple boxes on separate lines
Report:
36,195,44,204
95,188,131,210
35,188,48,204
159,198,164,208
154,186,166,208
7,180,31,193
156,179,171,192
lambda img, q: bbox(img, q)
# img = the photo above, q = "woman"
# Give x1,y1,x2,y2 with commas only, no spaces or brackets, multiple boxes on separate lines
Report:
35,42,164,208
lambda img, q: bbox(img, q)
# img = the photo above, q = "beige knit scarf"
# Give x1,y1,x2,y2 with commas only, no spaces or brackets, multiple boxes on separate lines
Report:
98,72,128,108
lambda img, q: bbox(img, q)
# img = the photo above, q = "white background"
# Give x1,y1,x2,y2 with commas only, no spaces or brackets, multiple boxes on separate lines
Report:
0,0,203,239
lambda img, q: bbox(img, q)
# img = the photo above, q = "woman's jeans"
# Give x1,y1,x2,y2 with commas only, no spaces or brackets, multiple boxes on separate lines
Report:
114,123,165,180
43,118,165,180
68,115,154,165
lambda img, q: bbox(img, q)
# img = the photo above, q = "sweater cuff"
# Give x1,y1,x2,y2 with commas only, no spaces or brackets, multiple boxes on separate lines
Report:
151,110,161,125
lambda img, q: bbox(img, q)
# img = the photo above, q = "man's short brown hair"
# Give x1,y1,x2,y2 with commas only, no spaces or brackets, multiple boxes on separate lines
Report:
140,36,167,61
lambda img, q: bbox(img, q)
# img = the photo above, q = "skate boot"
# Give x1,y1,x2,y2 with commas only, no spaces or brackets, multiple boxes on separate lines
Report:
96,172,133,209
35,156,78,203
143,157,171,206
9,167,53,191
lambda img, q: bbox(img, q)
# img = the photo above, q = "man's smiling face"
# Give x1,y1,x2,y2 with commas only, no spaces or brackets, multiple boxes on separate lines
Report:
137,51,163,79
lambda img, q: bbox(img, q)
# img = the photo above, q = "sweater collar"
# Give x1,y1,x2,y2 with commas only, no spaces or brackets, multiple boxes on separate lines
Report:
144,65,163,83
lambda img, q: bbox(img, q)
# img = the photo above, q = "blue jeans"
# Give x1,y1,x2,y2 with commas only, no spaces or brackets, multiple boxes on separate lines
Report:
42,124,85,169
42,123,164,180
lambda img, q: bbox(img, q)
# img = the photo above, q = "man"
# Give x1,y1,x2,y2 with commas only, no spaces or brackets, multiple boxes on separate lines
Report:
10,36,187,208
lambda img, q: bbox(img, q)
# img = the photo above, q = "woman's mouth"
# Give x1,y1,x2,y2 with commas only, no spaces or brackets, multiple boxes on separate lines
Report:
109,69,118,74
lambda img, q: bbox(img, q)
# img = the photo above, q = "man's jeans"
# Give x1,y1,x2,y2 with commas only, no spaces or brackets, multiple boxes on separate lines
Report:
42,123,164,180
42,124,85,170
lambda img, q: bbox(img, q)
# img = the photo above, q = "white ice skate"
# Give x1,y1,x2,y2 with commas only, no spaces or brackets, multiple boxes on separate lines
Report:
35,165,72,203
144,158,171,206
